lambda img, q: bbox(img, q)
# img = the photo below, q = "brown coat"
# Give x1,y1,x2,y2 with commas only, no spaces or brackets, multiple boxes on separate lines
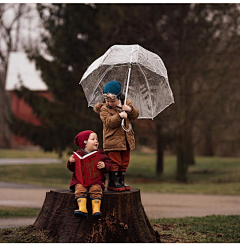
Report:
94,99,139,151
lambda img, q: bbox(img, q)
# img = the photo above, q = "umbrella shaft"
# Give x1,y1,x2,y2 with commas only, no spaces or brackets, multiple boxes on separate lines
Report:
124,65,132,105
124,45,134,105
122,56,132,132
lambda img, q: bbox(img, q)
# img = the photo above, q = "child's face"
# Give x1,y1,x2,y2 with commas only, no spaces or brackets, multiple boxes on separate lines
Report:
105,98,120,108
85,133,99,152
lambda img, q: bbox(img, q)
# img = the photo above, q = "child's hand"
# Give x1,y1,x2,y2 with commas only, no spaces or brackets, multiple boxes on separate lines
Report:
97,161,105,169
69,155,75,163
119,112,128,119
122,105,132,112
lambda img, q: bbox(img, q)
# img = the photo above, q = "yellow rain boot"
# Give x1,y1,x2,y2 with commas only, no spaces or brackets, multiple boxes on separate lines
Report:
74,196,88,218
92,198,102,220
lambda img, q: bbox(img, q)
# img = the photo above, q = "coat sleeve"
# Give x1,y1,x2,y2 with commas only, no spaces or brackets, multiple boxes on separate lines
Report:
99,150,112,173
126,99,139,121
100,107,121,129
67,160,75,172
103,158,112,173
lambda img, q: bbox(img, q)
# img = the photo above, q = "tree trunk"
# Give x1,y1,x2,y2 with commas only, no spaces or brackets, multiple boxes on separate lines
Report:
186,128,195,166
176,147,188,182
202,124,214,156
176,127,188,182
33,188,160,243
156,127,164,175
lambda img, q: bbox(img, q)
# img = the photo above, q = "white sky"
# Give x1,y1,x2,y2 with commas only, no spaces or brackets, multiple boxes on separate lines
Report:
5,52,48,91
0,3,42,53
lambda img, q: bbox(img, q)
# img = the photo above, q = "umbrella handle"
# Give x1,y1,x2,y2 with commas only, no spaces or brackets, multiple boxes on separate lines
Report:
121,118,132,132
121,46,134,132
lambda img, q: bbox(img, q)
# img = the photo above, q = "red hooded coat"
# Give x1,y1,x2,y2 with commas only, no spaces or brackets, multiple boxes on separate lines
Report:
67,148,112,190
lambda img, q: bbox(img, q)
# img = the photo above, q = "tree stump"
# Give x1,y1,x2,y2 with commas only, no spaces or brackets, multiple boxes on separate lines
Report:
33,188,160,243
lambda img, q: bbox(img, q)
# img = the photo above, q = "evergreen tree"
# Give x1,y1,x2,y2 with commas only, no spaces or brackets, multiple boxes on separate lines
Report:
11,4,104,156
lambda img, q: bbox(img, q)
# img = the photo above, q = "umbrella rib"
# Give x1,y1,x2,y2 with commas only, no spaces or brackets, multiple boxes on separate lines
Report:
89,65,114,106
137,63,154,119
100,46,113,66
137,45,140,61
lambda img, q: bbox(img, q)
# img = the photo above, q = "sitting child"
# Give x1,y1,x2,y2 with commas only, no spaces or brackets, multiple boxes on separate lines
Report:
67,130,111,219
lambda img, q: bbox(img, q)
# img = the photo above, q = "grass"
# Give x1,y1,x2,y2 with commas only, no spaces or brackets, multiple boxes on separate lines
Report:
151,215,240,243
0,149,240,194
0,226,55,243
0,163,71,188
0,215,239,243
0,148,59,159
0,206,40,218
129,182,240,195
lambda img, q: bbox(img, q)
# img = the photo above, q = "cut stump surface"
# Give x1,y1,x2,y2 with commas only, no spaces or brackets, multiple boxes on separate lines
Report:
33,188,160,243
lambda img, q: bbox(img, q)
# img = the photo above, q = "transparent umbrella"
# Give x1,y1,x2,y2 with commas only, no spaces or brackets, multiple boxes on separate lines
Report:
79,44,174,129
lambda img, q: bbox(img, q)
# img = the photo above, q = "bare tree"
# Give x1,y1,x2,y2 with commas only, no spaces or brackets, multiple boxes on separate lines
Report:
0,3,33,148
151,4,240,181
0,4,33,72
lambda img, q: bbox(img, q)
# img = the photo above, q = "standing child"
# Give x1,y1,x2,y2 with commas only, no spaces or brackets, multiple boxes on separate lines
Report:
94,80,139,192
67,130,111,219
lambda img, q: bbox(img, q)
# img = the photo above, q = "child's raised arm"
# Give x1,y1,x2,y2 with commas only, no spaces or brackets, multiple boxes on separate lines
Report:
69,155,75,163
67,155,75,172
100,108,122,128
97,161,105,169
99,150,112,173
125,99,139,121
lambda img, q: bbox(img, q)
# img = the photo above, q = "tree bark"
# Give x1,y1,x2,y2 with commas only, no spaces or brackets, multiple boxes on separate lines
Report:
156,128,164,175
176,127,188,182
186,128,195,166
176,148,188,182
202,124,214,156
33,188,160,243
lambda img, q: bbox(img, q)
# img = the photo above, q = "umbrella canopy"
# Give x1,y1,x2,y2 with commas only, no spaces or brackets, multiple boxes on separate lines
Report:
79,44,174,119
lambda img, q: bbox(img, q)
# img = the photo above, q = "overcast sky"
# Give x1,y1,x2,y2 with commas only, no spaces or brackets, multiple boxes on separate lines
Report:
1,3,42,53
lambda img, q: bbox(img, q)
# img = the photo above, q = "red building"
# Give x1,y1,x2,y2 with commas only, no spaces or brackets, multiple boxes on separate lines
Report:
5,52,51,148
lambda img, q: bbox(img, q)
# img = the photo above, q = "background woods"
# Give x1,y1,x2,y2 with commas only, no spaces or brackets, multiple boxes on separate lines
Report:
3,3,240,181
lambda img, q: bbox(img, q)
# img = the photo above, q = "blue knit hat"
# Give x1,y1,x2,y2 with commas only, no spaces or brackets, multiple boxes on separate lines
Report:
103,81,122,99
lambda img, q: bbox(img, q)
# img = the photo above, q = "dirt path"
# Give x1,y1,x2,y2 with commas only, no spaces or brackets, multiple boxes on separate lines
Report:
141,192,240,219
0,184,240,228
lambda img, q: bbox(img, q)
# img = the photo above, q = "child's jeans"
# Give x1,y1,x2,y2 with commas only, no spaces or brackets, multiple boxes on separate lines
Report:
75,183,102,199
107,148,130,172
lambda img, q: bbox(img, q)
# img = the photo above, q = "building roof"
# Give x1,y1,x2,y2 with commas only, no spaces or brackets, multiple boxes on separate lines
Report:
5,52,48,91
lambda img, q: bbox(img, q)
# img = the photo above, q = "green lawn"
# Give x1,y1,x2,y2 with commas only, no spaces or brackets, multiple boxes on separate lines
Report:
152,215,240,243
0,206,40,218
0,149,59,159
0,149,240,194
